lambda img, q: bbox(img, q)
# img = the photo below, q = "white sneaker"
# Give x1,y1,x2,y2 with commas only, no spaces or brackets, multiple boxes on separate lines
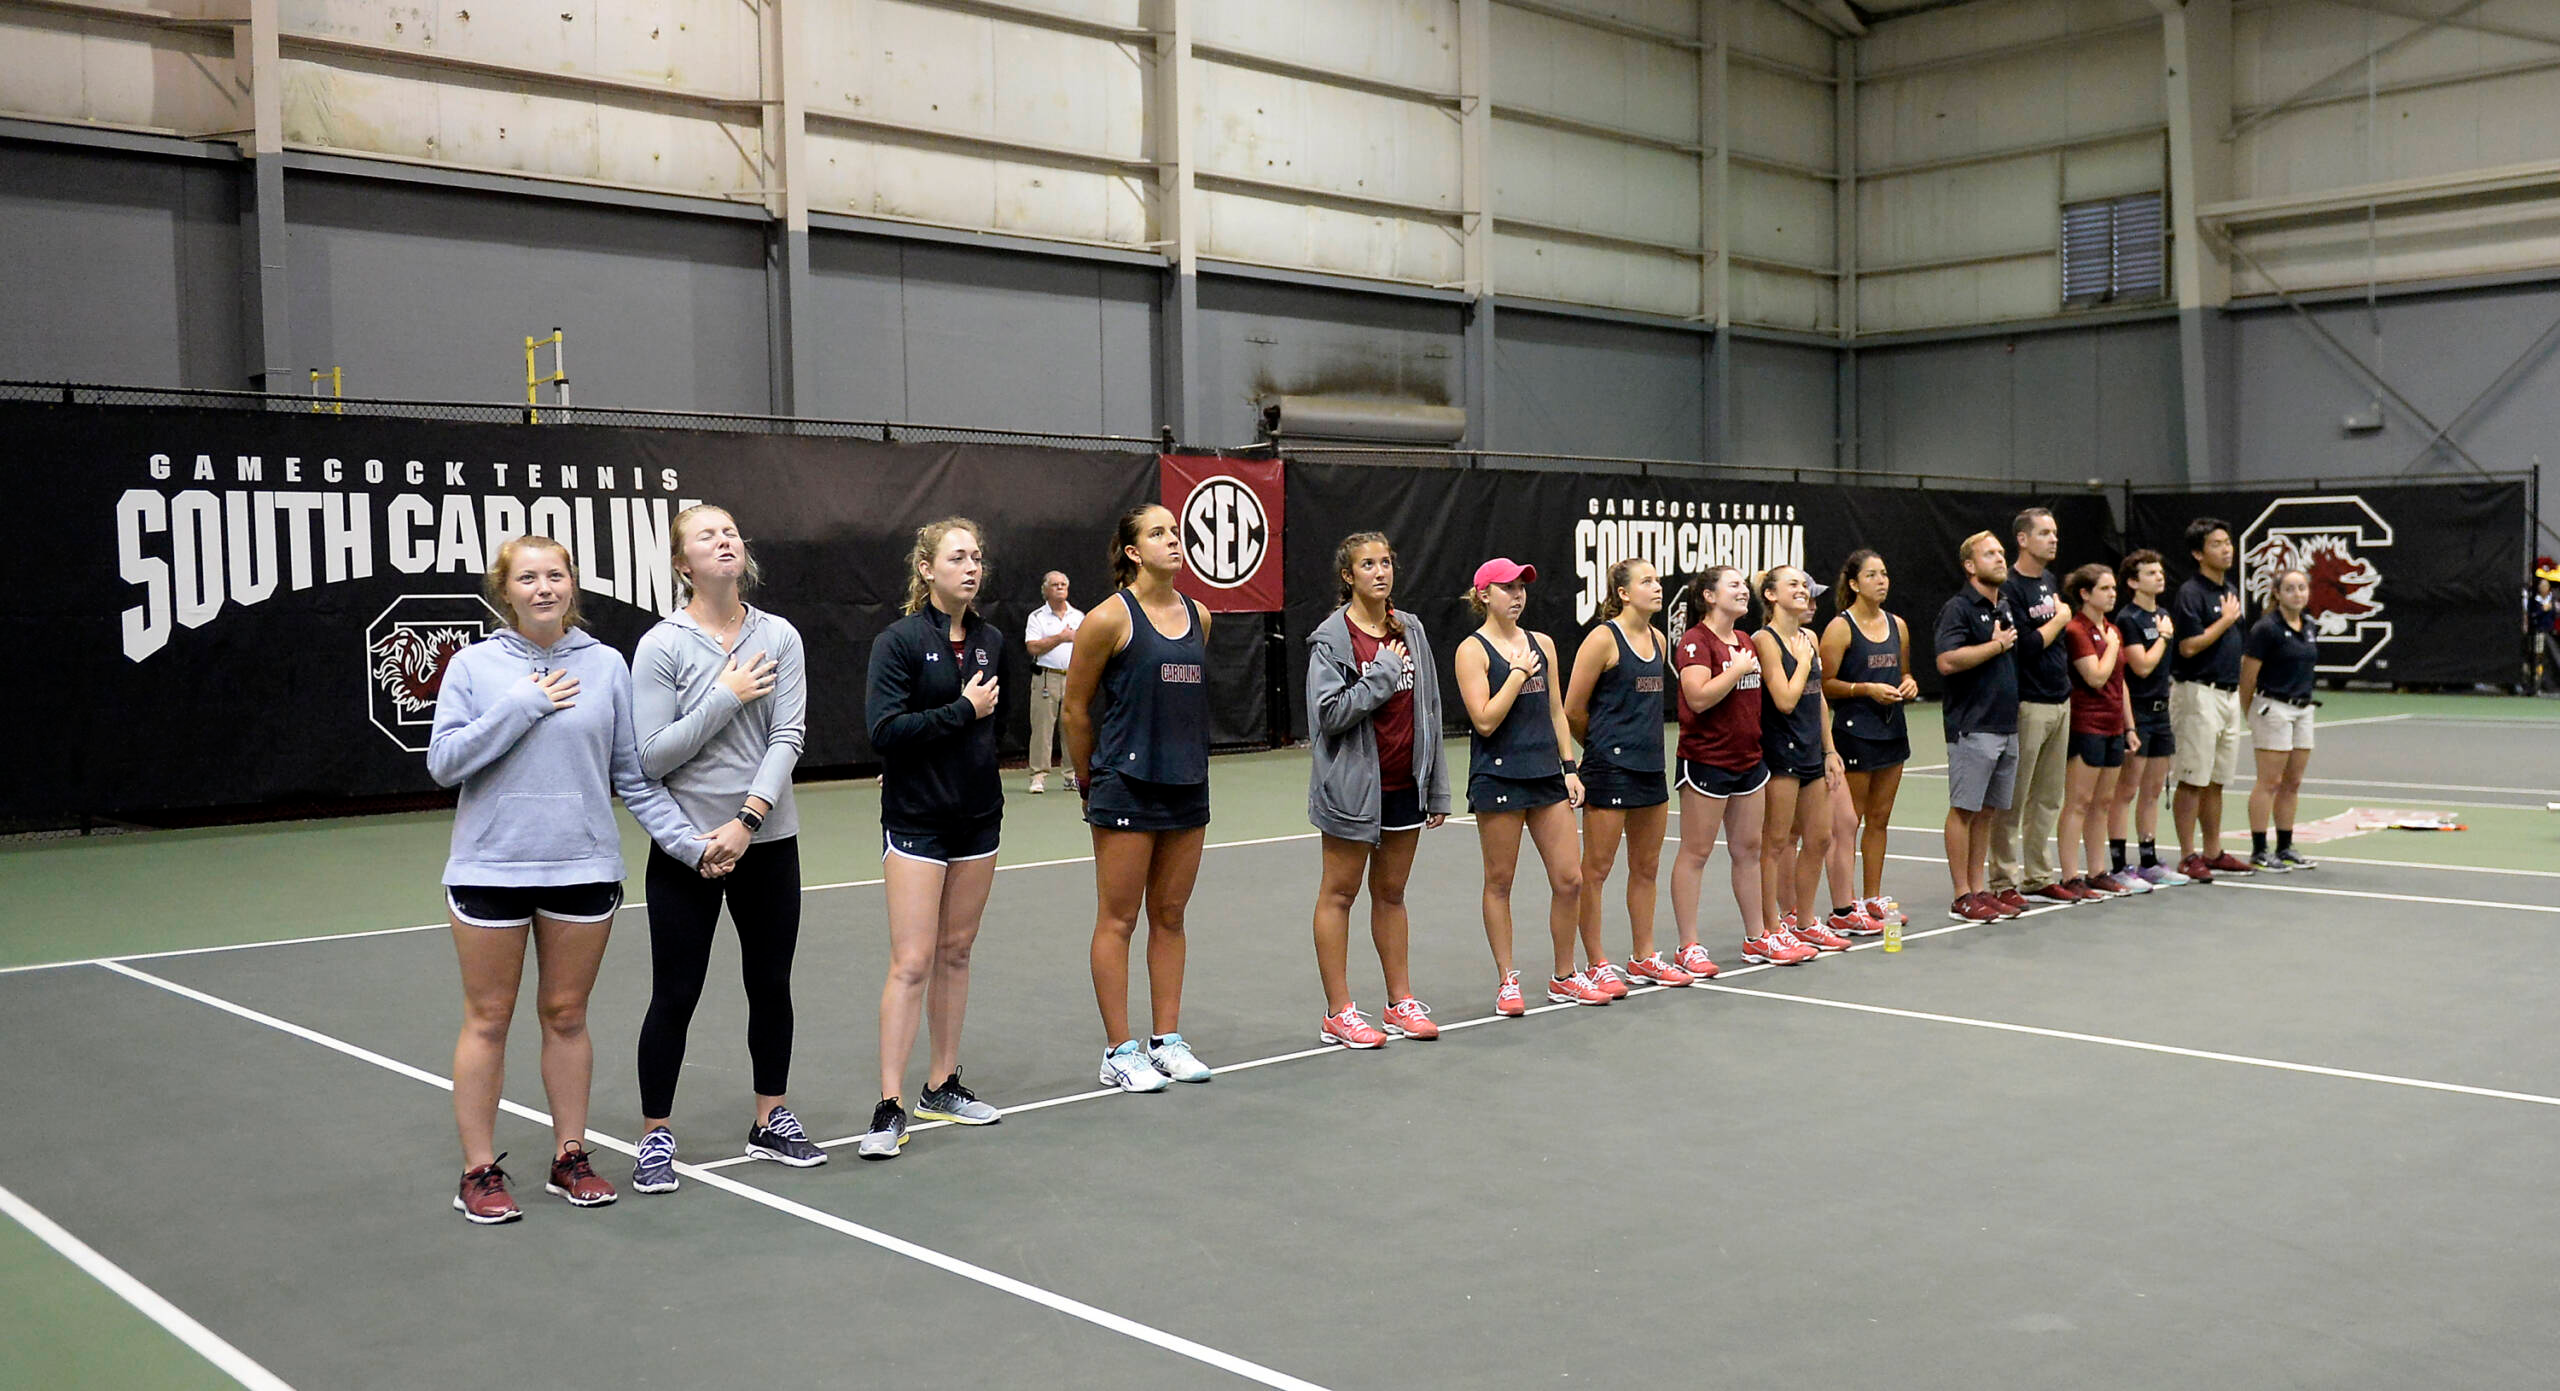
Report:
1146,1033,1214,1083
1100,1041,1169,1093
1029,773,1047,794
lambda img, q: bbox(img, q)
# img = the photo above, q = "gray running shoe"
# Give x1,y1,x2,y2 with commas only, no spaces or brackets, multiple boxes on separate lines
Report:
857,1098,909,1160
2250,849,2291,874
914,1069,1002,1125
2277,847,2317,871
633,1127,679,1193
746,1106,829,1167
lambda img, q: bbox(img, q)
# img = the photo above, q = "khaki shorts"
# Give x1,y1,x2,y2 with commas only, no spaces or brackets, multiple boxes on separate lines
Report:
2247,696,2317,753
2170,682,2241,788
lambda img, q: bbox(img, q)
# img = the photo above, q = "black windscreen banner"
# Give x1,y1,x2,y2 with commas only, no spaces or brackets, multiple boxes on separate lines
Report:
8,401,1151,816
2124,483,2528,686
1280,462,2114,741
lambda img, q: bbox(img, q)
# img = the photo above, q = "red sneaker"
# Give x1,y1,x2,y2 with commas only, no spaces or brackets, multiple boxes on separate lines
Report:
1494,970,1526,1017
1626,952,1696,987
2057,877,2100,902
1865,896,1909,927
1675,942,1721,980
1954,892,2003,923
1794,920,1852,952
2024,883,2077,906
1742,934,1810,965
1994,889,2030,918
2207,851,2255,874
1381,997,1439,1040
1320,1004,1388,1048
1827,905,1885,938
545,1142,618,1208
1587,959,1631,999
2178,853,2216,884
1546,970,1612,1005
455,1155,522,1225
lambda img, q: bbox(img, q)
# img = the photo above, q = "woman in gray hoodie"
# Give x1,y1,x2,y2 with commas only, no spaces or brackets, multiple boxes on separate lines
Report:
1305,532,1450,1050
428,534,717,1225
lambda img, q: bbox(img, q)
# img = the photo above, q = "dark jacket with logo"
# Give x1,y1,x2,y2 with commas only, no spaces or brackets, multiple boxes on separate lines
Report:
866,606,1006,833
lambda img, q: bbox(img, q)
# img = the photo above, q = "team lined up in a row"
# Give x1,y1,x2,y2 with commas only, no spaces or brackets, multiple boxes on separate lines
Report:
424,501,2325,1223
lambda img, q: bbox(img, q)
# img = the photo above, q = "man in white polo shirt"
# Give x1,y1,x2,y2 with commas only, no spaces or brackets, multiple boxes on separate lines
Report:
1022,570,1082,793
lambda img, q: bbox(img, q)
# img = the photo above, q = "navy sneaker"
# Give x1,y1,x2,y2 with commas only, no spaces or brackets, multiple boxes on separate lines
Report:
633,1127,679,1193
746,1106,828,1168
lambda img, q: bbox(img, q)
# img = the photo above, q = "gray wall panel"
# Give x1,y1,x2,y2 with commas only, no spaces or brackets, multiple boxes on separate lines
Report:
286,173,771,411
1196,276,1466,447
1859,321,2183,488
1728,338,1838,471
1492,310,1707,459
0,142,242,388
802,234,908,422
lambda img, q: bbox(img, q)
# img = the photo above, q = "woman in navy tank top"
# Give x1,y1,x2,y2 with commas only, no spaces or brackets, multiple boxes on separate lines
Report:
1563,559,1692,991
1816,549,1917,939
1750,565,1848,960
1063,503,1216,1094
1452,558,1592,1016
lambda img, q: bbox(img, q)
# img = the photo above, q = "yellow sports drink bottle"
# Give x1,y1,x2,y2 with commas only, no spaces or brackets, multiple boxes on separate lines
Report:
1883,917,1902,952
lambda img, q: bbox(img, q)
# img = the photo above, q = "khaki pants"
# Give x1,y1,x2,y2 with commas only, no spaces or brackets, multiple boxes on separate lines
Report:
1027,667,1068,773
1989,699,2069,891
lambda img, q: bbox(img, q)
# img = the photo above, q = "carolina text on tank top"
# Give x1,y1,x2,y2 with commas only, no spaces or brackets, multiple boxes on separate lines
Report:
1584,620,1667,772
1094,588,1209,785
1470,633,1562,777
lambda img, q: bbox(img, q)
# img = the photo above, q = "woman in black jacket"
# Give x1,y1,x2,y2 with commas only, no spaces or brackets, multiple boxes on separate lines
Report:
861,517,1008,1159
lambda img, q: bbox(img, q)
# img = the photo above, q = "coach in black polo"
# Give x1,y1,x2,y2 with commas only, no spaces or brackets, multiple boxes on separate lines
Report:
2167,517,2252,881
1933,529,2022,923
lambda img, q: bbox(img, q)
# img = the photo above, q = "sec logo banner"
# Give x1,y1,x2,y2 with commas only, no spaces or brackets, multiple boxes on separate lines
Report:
1159,454,1284,611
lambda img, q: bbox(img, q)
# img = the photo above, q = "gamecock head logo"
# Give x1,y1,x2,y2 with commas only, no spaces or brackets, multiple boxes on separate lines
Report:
2240,496,2393,674
368,595,502,752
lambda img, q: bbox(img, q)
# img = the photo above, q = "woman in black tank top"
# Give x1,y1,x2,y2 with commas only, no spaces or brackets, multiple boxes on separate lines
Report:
1563,559,1693,990
1815,549,1918,937
1064,503,1216,1094
1452,558,1594,1015
1750,565,1848,960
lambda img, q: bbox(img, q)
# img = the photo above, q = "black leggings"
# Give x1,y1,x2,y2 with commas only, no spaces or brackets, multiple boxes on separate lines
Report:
637,836,802,1119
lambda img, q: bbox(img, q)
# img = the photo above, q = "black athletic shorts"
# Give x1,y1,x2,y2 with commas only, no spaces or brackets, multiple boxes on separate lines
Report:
883,818,1001,865
1084,766,1211,832
1380,784,1427,832
445,881,622,929
1676,758,1770,799
2069,731,2128,768
1468,770,1569,816
1579,761,1668,811
1835,729,1911,773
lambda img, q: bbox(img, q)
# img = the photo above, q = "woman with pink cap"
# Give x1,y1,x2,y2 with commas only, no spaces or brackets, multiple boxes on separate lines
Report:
1452,558,1591,1016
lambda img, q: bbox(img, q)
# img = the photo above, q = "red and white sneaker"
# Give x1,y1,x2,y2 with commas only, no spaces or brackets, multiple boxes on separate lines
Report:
455,1155,523,1225
1675,942,1721,980
1865,896,1908,927
1587,959,1632,999
1951,892,2002,923
1826,905,1885,938
1547,970,1612,1005
1626,952,1696,987
1319,1004,1388,1049
2207,851,2255,875
2178,852,2216,884
1776,928,1826,960
1794,920,1853,952
1741,934,1811,965
1381,997,1439,1040
1494,970,1526,1017
1993,889,2030,918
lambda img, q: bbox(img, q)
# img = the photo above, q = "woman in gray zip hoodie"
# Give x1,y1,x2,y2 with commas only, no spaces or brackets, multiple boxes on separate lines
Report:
1304,532,1451,1051
428,534,713,1225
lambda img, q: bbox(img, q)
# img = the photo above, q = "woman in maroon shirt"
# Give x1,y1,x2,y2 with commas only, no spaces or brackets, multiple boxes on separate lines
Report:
2059,563,2141,900
1669,566,1803,971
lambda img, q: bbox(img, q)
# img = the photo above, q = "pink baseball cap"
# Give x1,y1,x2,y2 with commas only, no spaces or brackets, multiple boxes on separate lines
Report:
1472,558,1537,589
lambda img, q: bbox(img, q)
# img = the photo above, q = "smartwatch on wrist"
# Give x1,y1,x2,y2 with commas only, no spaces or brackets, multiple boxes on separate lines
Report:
736,806,765,833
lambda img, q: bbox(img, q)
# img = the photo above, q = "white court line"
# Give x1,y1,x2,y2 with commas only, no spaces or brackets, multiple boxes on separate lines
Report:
94,960,1335,1391
1878,773,2551,811
2288,775,2560,797
1697,982,2560,1108
0,1179,297,1391
0,831,1329,979
2214,880,2560,915
2310,713,2413,729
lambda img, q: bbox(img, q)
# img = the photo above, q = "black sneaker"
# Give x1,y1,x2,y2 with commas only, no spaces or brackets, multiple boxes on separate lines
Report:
633,1127,679,1193
915,1068,1003,1126
2277,847,2318,871
857,1097,908,1160
745,1106,828,1168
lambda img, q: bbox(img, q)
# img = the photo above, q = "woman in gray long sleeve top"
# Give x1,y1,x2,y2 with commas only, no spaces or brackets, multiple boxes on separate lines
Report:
1304,532,1450,1050
430,535,715,1225
626,505,827,1190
